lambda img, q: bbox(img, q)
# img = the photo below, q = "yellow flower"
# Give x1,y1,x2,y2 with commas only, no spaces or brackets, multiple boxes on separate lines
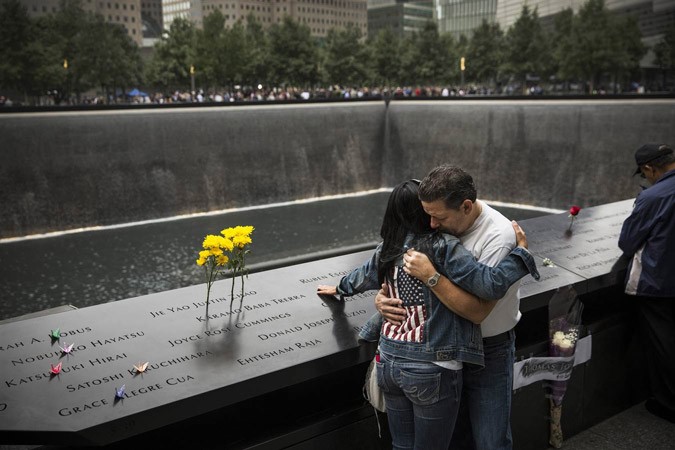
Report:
197,225,254,310
202,234,223,249
233,235,252,248
221,227,236,239
235,225,255,236
222,237,234,252
222,225,254,239
196,250,211,266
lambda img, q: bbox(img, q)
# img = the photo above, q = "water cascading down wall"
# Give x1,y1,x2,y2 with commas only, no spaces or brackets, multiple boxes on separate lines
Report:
2,98,674,239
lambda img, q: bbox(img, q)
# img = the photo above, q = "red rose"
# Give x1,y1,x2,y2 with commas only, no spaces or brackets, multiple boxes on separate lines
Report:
569,206,581,216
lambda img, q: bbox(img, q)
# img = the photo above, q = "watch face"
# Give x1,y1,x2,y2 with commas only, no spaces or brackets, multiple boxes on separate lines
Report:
427,274,439,287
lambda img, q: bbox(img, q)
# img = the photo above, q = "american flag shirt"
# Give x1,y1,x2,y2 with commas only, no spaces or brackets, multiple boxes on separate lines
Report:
382,266,427,343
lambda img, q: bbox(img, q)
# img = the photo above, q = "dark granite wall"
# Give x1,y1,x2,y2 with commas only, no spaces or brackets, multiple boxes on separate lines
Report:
385,99,675,207
2,99,674,238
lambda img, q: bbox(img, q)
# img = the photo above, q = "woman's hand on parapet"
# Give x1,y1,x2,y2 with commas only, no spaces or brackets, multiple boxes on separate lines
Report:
376,283,406,326
512,220,528,249
317,285,337,296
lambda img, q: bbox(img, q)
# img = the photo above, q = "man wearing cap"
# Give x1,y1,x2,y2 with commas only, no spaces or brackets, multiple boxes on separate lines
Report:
619,143,675,424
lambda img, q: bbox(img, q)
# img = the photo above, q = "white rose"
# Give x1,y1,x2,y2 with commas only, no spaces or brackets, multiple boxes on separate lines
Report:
558,338,574,350
552,331,565,345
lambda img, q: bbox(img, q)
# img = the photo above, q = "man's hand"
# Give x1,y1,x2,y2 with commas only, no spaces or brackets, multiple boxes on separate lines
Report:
512,220,528,249
376,283,406,326
402,248,436,282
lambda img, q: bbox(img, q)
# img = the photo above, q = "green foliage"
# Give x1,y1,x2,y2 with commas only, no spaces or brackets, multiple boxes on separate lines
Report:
654,24,675,70
323,24,369,86
195,9,227,89
0,0,142,104
146,18,196,91
551,8,575,81
606,15,645,81
399,21,453,85
0,0,32,94
466,20,505,84
267,17,319,87
553,0,645,92
367,28,401,86
243,15,270,86
503,5,549,90
0,0,655,100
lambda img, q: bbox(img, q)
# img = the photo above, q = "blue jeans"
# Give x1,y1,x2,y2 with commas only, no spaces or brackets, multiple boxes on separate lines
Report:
450,329,515,450
377,352,462,449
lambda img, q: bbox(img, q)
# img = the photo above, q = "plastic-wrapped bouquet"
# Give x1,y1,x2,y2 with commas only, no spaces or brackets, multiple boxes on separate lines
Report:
545,286,584,448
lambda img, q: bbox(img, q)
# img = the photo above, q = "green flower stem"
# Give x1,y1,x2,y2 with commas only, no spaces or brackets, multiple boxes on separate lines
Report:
204,260,220,317
230,268,236,307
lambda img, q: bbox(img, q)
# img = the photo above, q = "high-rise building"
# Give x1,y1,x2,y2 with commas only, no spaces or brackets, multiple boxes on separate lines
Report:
435,0,674,46
435,0,497,39
142,0,164,35
162,0,368,38
367,0,433,38
162,0,203,29
20,0,145,46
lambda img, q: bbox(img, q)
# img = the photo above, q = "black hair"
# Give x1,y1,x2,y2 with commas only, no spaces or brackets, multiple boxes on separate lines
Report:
377,180,435,284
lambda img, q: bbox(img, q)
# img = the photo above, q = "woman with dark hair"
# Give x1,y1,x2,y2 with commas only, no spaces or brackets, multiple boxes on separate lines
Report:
317,179,538,449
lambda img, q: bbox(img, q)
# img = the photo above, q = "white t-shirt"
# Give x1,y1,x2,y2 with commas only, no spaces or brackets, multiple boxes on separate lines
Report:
460,201,522,337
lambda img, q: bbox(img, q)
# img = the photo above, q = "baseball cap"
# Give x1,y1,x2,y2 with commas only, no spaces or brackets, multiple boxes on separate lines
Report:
634,143,673,175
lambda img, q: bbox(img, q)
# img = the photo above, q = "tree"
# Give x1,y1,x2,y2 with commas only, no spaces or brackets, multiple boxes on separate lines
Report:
243,14,270,87
467,20,505,86
267,17,319,87
74,14,143,102
653,24,675,90
565,0,615,93
551,8,576,90
0,0,33,100
323,25,369,87
399,21,453,86
146,18,197,92
195,10,228,91
503,5,549,94
367,28,401,86
605,14,645,93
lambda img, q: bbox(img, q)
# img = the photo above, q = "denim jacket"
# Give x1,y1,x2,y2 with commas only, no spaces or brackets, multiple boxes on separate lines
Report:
337,232,539,367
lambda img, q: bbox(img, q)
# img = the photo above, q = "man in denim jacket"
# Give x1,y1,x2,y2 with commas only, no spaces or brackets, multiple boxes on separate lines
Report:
377,165,533,449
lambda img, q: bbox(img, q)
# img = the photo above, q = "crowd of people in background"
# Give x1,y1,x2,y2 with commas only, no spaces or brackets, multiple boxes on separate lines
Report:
2,81,650,108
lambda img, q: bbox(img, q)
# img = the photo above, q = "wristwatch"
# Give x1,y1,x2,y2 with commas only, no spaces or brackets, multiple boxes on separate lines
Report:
426,272,441,287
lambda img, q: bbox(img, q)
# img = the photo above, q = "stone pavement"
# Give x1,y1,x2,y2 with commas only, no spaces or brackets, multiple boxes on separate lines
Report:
561,401,675,450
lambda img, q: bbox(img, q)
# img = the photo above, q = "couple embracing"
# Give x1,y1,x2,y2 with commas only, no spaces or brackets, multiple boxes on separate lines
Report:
318,165,540,449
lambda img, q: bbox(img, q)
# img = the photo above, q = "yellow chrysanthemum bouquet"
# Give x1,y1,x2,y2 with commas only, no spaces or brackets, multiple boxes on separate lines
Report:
196,225,254,314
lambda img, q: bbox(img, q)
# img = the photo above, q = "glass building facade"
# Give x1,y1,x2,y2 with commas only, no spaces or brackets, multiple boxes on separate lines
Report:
368,1,434,38
434,0,498,39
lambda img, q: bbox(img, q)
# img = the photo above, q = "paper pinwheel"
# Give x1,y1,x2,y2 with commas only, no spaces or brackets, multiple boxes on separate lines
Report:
133,362,149,374
50,361,62,375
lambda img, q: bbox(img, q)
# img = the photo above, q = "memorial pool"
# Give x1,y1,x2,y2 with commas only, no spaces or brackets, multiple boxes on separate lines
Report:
0,191,554,321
